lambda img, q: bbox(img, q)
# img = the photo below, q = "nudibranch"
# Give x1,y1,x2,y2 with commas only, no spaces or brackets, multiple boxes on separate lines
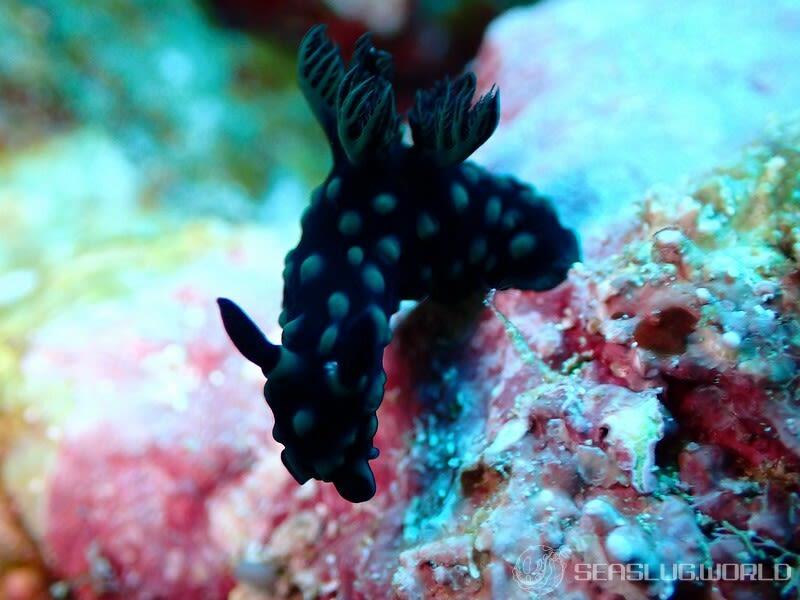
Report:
218,25,579,502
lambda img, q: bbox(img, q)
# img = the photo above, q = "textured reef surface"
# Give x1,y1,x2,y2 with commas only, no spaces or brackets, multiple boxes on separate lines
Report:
0,0,799,599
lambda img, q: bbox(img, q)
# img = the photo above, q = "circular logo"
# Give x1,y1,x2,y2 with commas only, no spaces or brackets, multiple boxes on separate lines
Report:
513,545,566,595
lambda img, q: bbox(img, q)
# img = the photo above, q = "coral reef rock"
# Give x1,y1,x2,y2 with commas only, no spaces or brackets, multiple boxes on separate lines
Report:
473,0,800,241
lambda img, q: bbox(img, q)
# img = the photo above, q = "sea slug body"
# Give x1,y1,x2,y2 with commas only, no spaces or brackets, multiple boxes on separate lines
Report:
218,25,579,502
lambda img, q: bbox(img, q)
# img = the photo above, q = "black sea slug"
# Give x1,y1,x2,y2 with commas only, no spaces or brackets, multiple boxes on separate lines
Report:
218,25,579,502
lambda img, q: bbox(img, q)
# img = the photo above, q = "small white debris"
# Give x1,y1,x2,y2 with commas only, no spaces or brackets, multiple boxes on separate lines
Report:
695,287,712,303
485,419,528,454
721,330,741,349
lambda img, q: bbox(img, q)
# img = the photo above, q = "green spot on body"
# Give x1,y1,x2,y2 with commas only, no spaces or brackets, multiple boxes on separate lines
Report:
326,177,341,200
314,453,344,479
502,211,519,230
348,246,364,266
450,260,464,278
300,206,313,227
364,378,384,412
328,292,350,320
509,232,537,258
282,316,305,345
417,213,439,239
292,409,315,437
367,305,390,343
497,175,514,190
282,261,295,281
338,210,362,235
372,193,397,214
461,163,481,186
376,236,401,263
468,237,487,264
365,414,378,438
362,264,385,294
485,197,502,225
318,324,339,355
270,348,300,379
518,188,538,203
339,426,358,448
421,266,433,280
300,254,323,282
450,182,469,213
